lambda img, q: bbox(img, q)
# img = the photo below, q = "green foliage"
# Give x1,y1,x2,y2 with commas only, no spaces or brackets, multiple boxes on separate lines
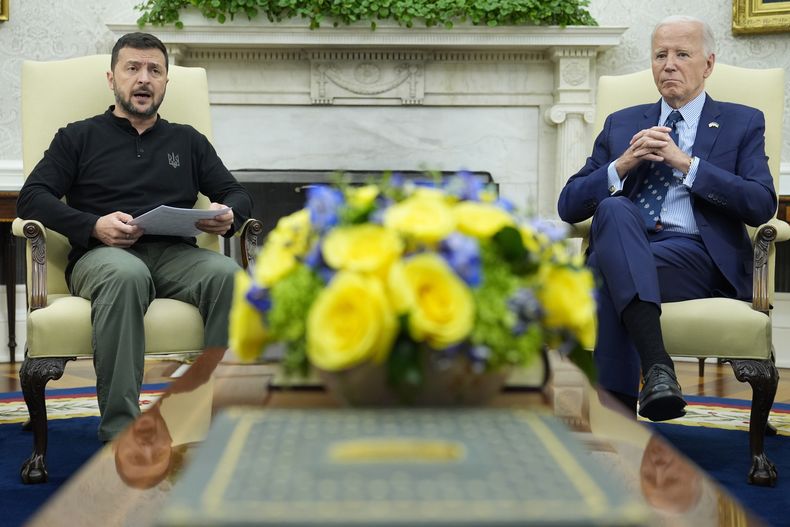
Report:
386,322,424,402
267,264,323,376
135,0,597,30
471,242,542,371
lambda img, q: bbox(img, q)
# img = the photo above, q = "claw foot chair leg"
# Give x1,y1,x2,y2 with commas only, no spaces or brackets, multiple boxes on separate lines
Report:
19,355,75,484
727,358,779,486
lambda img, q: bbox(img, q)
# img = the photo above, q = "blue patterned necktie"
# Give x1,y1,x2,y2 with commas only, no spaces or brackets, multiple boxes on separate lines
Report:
635,110,683,231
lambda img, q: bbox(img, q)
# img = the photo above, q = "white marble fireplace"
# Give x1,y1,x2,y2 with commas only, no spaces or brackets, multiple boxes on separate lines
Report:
109,15,625,217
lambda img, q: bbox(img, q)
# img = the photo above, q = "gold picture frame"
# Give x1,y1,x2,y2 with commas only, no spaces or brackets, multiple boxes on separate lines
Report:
733,0,790,34
0,0,8,22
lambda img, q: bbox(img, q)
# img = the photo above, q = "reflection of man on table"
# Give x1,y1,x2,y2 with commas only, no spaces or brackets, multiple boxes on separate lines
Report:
17,32,253,442
114,351,218,489
558,15,776,421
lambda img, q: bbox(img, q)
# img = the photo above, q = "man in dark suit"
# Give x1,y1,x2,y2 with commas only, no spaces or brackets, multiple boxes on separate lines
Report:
557,15,776,421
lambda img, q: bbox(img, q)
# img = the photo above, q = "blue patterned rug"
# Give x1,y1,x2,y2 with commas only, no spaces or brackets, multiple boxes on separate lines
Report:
0,384,167,527
649,396,790,527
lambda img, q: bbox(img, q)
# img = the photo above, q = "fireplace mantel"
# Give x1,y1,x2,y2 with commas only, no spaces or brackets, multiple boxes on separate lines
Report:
108,17,626,217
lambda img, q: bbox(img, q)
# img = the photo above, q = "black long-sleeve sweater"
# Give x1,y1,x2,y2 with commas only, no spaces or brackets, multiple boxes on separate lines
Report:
17,107,253,279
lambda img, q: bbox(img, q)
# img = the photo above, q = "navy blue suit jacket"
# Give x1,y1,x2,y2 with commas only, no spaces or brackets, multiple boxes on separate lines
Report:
558,95,777,300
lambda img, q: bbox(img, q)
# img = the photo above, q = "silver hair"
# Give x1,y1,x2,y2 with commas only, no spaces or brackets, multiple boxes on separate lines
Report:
651,15,716,57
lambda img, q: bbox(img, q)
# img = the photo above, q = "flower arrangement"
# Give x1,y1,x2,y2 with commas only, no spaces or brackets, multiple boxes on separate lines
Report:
229,171,597,402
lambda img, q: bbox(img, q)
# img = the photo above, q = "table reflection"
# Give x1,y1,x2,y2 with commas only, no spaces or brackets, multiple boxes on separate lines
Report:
25,349,762,527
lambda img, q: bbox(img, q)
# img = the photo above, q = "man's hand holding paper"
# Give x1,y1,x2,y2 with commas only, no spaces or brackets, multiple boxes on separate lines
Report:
128,204,233,237
196,202,235,236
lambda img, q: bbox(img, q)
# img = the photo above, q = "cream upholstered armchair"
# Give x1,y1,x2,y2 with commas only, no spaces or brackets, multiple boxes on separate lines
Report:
573,64,789,486
15,55,263,484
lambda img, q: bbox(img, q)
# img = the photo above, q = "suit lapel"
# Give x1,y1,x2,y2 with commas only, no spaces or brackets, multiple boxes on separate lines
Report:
640,101,661,132
691,94,721,160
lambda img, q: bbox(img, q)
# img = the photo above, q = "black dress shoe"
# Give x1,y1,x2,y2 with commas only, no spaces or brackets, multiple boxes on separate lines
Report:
638,364,686,422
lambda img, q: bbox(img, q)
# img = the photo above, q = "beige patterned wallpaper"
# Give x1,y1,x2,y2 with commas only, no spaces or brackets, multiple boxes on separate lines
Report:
0,1,130,159
0,0,788,175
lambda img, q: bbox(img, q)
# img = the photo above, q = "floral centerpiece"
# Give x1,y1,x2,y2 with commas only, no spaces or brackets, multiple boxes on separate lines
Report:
229,171,596,404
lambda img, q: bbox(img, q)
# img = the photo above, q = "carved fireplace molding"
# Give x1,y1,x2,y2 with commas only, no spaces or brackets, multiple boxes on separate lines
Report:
108,17,626,217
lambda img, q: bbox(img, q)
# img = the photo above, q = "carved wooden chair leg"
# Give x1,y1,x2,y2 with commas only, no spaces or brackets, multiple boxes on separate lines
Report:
727,358,779,486
19,355,75,484
698,358,705,377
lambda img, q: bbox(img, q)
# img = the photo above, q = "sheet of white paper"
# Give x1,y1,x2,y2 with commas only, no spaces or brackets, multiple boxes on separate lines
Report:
129,205,231,237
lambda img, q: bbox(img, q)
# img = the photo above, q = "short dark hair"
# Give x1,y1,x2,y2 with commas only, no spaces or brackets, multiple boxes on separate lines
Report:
111,32,169,72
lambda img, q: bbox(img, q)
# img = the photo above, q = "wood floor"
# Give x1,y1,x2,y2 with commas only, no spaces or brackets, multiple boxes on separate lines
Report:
1,357,789,404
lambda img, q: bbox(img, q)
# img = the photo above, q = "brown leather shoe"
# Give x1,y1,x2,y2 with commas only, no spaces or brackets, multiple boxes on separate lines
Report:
638,364,686,422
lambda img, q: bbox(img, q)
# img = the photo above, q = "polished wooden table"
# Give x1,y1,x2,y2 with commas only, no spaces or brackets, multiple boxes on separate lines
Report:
26,348,765,526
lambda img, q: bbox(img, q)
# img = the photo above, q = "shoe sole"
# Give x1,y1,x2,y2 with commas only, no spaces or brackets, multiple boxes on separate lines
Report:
638,392,687,422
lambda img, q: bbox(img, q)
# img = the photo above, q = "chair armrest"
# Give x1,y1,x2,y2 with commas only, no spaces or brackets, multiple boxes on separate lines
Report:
564,215,787,313
751,218,789,313
13,216,266,310
570,217,790,244
237,218,264,270
752,217,790,244
11,218,48,311
566,219,592,240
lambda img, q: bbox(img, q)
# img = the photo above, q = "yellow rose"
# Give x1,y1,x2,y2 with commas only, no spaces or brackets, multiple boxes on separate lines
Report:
479,189,498,203
454,201,515,239
307,272,398,371
519,225,541,254
228,271,269,361
538,266,597,349
412,186,450,201
384,193,456,244
395,253,474,349
546,243,573,265
346,185,379,209
386,260,415,315
322,224,403,276
267,209,312,257
254,241,297,287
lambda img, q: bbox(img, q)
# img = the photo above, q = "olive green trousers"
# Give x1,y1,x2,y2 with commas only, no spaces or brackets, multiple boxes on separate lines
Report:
70,242,240,441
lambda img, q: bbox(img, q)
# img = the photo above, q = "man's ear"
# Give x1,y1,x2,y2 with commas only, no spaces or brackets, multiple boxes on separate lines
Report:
703,54,715,79
106,70,114,91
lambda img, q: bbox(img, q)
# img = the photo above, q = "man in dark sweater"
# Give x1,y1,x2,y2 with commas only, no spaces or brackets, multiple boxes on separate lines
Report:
17,32,253,442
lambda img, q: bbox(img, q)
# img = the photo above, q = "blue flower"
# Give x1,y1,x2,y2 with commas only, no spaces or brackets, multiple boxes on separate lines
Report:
468,344,491,372
411,178,440,189
306,185,344,232
368,196,391,224
495,197,516,213
245,284,272,312
440,233,481,286
304,242,335,284
508,288,543,334
389,172,405,188
445,170,484,201
530,218,568,243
